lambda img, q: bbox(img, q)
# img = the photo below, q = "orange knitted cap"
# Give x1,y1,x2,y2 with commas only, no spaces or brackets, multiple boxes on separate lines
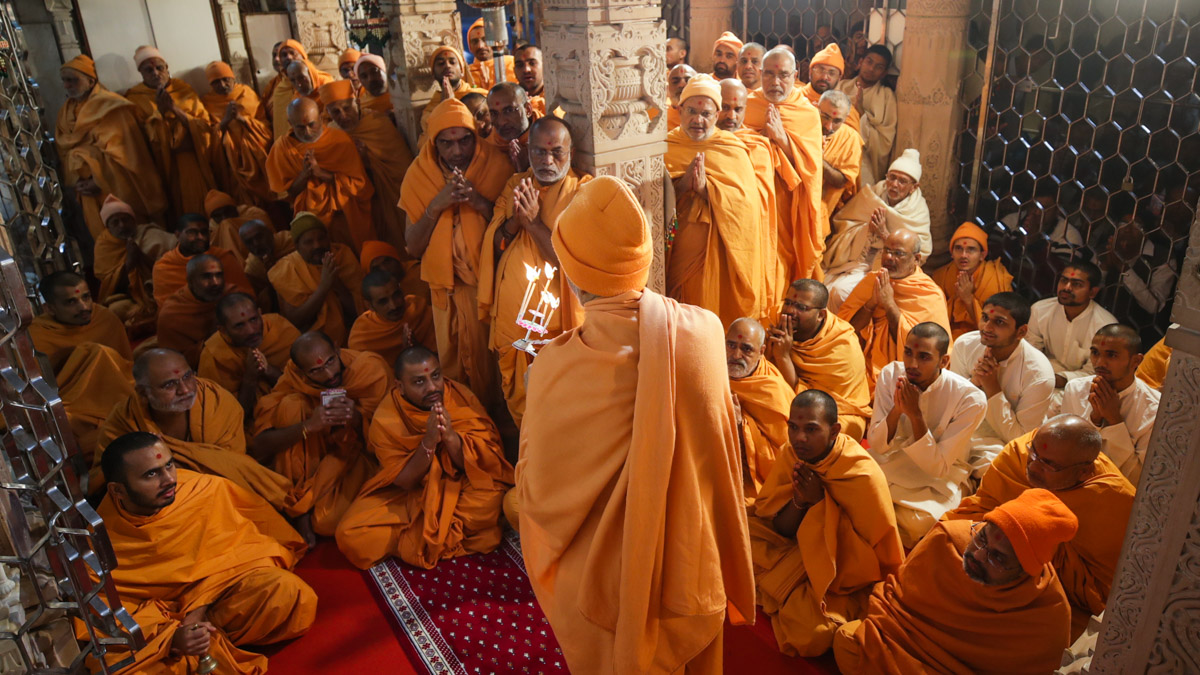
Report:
339,48,362,67
984,488,1079,577
811,43,845,73
318,80,355,105
205,61,235,82
951,221,989,255
552,176,651,296
61,54,97,79
204,190,236,217
714,31,743,54
360,240,403,273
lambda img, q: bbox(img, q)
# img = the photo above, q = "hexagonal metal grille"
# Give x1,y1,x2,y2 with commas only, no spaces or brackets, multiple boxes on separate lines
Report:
742,0,903,68
955,0,1199,343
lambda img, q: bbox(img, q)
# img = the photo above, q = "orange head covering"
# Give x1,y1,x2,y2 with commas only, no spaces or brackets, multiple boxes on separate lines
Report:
359,240,403,273
679,74,721,108
281,39,310,61
427,97,476,139
204,190,236,217
468,18,485,37
100,194,134,223
552,175,651,296
339,48,363,67
133,45,163,68
984,488,1079,577
318,80,355,105
714,31,744,54
811,43,846,73
428,45,464,71
951,222,989,255
61,54,97,80
205,60,235,82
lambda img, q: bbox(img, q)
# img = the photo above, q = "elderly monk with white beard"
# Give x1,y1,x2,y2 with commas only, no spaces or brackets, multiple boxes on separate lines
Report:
726,317,792,502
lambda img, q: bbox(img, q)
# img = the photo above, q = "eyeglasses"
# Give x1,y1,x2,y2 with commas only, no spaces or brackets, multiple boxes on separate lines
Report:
781,298,824,312
1027,442,1092,473
969,522,1020,571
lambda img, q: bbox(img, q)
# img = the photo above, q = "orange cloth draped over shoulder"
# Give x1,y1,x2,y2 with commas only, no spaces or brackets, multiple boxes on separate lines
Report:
210,203,274,260
125,78,219,218
730,358,793,500
56,81,166,236
359,89,393,116
836,270,951,391
743,88,826,280
835,519,1071,674
468,55,517,92
97,470,316,649
736,128,793,320
786,313,873,439
800,81,861,131
28,308,134,460
156,284,234,368
253,349,390,535
94,219,176,321
199,313,300,397
1136,335,1172,390
95,378,293,510
266,125,375,253
151,246,253,307
944,431,1135,638
269,40,334,138
750,433,903,656
336,107,414,247
665,126,771,327
666,105,681,130
202,83,274,206
335,379,514,569
268,245,364,345
517,290,756,673
930,223,1013,338
821,123,862,223
346,300,436,367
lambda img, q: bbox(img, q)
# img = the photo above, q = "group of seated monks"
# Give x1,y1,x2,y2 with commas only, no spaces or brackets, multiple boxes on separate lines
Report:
40,23,1177,675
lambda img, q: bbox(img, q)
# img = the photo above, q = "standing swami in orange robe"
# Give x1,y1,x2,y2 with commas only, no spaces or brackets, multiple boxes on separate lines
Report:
199,293,301,419
466,18,516,91
152,213,253,307
125,45,219,221
726,318,792,501
156,254,237,368
56,54,166,236
751,391,903,657
269,40,334,139
833,489,1077,674
202,61,274,208
400,98,508,407
92,194,175,332
818,89,862,226
269,213,364,346
96,433,315,670
930,222,1015,338
252,332,390,544
419,47,488,135
336,346,513,568
355,53,395,117
799,44,861,132
29,272,134,461
743,47,826,280
267,96,375,253
768,279,873,439
478,117,587,426
837,229,952,391
944,416,1135,638
516,176,755,673
347,268,435,367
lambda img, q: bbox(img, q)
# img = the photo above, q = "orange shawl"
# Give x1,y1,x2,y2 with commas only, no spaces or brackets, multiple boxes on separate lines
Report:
198,313,301,397
156,284,234,368
203,83,274,207
210,205,273,260
267,245,365,346
151,245,253,307
736,128,793,321
730,358,793,498
125,78,219,216
1136,335,1172,390
467,55,516,91
28,305,131,368
338,112,414,247
821,123,862,224
345,300,436,367
930,259,1014,338
359,89,393,116
244,232,295,293
799,82,861,131
268,42,335,138
788,313,873,421
94,224,176,313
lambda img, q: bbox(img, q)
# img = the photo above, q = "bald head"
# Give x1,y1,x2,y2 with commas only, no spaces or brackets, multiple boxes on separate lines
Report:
668,64,697,104
286,60,314,95
718,78,748,132
726,317,766,379
239,219,274,258
880,229,922,279
133,348,197,414
185,254,225,303
666,37,688,68
290,331,345,388
287,97,323,143
1026,414,1103,491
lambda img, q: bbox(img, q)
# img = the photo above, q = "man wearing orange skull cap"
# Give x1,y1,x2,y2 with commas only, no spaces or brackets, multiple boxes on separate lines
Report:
202,61,274,208
420,46,488,135
930,222,1014,338
57,54,166,237
466,18,517,91
516,175,755,674
711,31,743,80
355,53,394,116
833,488,1077,674
666,75,774,327
400,98,509,407
338,48,363,88
205,189,273,260
267,96,375,253
269,40,335,138
125,45,220,221
800,44,860,131
92,194,176,331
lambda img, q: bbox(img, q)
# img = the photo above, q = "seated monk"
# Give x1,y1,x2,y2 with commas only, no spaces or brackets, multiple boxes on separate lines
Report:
817,90,861,223
419,46,487,136
199,293,301,419
95,348,292,510
269,213,364,346
477,117,588,426
666,64,697,130
726,317,792,501
266,97,375,253
767,280,872,439
97,432,316,668
487,82,541,174
751,390,903,657
347,269,435,367
945,415,1135,639
205,189,272,260
201,60,273,207
29,271,135,460
152,213,252,307
930,222,1014,338
336,346,513,568
251,332,390,544
465,18,516,92
355,52,393,117
157,254,237,368
836,229,951,392
239,218,294,309
360,239,430,310
833,489,1077,674
1136,333,1172,390
92,194,175,331
268,40,334,138
866,323,986,547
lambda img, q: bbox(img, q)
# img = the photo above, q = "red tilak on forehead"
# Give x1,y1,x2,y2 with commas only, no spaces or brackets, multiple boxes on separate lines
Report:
173,369,180,375
155,453,162,459
315,354,333,368
737,334,744,340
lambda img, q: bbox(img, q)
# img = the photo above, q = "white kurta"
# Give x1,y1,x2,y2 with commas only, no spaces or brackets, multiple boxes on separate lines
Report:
867,362,986,543
948,332,1055,478
1025,298,1119,388
837,79,896,187
1055,375,1160,485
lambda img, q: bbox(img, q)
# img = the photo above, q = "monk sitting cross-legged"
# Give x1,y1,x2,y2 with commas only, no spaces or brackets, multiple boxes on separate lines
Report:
347,269,435,367
336,346,514,569
152,213,253,307
239,218,294,309
833,489,1077,674
945,415,1135,639
92,194,176,332
251,332,390,545
726,317,792,502
930,222,1014,338
269,213,364,346
201,61,273,208
199,293,301,420
750,390,903,657
157,254,237,368
96,432,316,671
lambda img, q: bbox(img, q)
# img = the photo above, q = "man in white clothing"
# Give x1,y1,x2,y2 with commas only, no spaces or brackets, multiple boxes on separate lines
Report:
1025,261,1118,399
949,292,1055,481
837,45,896,186
867,322,986,547
1054,323,1159,485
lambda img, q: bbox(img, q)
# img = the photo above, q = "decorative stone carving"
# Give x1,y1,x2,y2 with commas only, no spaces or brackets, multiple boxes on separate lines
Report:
291,0,350,74
381,1,461,151
688,0,736,73
214,0,253,85
42,0,80,61
893,0,971,253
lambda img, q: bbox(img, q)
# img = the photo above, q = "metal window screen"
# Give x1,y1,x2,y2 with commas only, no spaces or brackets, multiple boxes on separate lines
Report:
740,0,904,69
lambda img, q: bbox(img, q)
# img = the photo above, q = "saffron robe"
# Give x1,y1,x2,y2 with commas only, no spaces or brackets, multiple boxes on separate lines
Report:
268,245,365,346
210,204,274,261
930,258,1014,338
156,284,235,368
820,123,862,224
799,81,862,132
335,111,414,248
202,83,274,206
345,300,436,368
784,313,873,439
94,223,176,322
467,55,516,91
418,80,488,134
198,313,301,397
735,127,793,320
730,358,793,500
1136,335,1172,390
151,245,253,307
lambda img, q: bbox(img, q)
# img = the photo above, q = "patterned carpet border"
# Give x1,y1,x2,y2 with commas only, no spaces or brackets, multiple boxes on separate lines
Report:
369,557,466,675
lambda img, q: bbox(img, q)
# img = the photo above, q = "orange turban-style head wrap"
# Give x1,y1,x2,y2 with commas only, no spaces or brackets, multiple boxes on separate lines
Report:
984,488,1079,577
468,18,485,37
552,176,651,297
204,190,236,217
680,74,722,108
714,31,744,54
281,39,309,62
61,54,97,80
339,49,363,67
318,80,355,105
951,222,989,255
811,43,846,73
359,240,403,273
100,194,135,224
205,61,235,83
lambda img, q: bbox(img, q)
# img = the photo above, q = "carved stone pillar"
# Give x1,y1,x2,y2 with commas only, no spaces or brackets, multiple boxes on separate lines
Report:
214,0,253,84
541,0,669,291
1088,200,1200,672
687,0,735,73
42,0,80,61
380,0,461,153
893,0,970,252
291,0,350,74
